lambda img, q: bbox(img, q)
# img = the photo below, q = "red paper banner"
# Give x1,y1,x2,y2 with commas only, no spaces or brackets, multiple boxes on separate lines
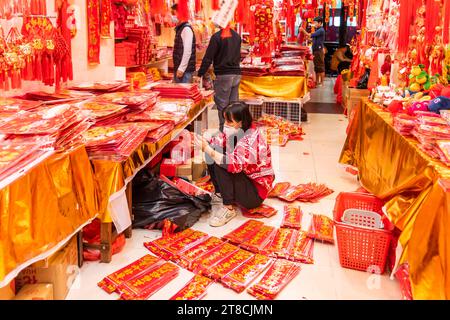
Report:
100,0,112,38
87,0,100,64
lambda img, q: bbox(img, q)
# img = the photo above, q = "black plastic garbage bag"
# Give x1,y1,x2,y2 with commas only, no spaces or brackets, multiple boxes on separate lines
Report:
357,68,370,89
132,170,211,230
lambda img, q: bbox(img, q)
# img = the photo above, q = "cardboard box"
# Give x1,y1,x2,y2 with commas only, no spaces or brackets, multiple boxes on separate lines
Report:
0,280,15,300
176,159,192,178
192,155,207,181
14,284,54,300
16,236,78,300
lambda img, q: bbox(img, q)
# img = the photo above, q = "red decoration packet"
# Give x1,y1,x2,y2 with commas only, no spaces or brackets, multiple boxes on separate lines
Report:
221,254,274,293
262,228,297,259
162,230,209,262
170,275,213,300
118,262,179,300
178,237,225,270
281,205,303,229
241,204,278,219
277,185,304,202
268,182,291,198
222,220,265,245
288,231,314,264
204,249,254,281
97,255,163,294
308,214,335,244
240,225,277,253
144,229,196,260
247,260,301,300
191,243,240,275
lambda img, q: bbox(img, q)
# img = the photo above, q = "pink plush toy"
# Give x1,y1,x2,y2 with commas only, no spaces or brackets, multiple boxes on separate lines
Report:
407,101,430,115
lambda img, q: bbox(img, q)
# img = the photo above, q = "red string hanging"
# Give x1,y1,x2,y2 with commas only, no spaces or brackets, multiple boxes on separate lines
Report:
425,0,441,43
177,0,189,21
397,0,415,55
195,0,202,13
443,0,450,44
151,0,166,14
236,0,248,24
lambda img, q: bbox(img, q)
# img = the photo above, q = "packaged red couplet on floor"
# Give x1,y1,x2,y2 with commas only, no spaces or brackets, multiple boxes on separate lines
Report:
178,237,225,270
191,242,240,275
143,228,196,260
308,214,335,244
262,228,297,259
268,182,291,198
281,205,303,229
162,230,209,262
222,220,265,245
204,249,254,281
221,254,274,293
277,185,305,202
247,260,301,300
170,275,214,300
118,262,179,300
288,231,315,264
97,255,163,294
241,204,278,219
240,225,277,253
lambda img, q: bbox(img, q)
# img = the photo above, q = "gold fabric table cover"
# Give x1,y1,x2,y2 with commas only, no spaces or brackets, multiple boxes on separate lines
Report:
0,146,98,285
340,99,450,300
92,100,207,222
239,76,307,99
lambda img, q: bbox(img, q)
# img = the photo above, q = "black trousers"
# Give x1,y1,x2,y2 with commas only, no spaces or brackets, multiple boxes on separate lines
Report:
208,163,263,209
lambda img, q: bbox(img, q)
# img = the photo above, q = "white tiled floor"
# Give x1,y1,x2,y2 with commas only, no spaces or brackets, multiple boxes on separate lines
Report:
66,80,402,300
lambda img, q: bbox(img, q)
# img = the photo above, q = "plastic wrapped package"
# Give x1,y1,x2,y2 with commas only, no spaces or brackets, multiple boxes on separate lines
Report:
204,249,254,281
278,183,334,203
240,226,277,253
144,228,196,260
281,205,303,229
247,260,301,300
69,81,130,92
241,204,278,219
79,101,127,119
118,262,179,300
170,275,214,300
190,243,240,275
160,230,209,262
178,237,225,270
98,255,163,294
288,231,314,264
308,214,335,244
146,122,176,142
268,182,291,198
221,254,274,293
222,220,265,245
277,185,304,202
95,92,159,109
262,228,297,259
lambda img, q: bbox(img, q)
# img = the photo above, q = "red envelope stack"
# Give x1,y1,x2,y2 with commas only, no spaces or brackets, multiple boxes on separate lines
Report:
69,81,130,93
151,83,203,104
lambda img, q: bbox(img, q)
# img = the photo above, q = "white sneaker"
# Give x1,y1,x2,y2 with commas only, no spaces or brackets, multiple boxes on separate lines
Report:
209,206,237,227
211,193,223,206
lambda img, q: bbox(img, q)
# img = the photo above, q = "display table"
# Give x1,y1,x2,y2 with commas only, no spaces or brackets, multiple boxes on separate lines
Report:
0,146,98,287
340,99,450,300
239,76,308,99
89,99,210,262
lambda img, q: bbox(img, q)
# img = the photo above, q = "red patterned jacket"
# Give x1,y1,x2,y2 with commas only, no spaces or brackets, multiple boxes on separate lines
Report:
209,125,275,199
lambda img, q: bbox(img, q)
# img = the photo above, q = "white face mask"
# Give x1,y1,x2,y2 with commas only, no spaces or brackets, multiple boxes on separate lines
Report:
223,124,240,137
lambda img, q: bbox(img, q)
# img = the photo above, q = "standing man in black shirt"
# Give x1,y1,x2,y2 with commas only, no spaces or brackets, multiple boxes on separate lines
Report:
197,26,241,131
171,3,196,83
300,17,326,86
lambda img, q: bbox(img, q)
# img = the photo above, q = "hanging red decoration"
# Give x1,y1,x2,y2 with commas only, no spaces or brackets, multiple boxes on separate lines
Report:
56,0,74,90
87,0,100,64
151,0,166,14
397,0,416,55
425,0,441,43
444,0,450,44
195,0,202,13
236,0,249,24
212,0,220,10
177,0,190,21
100,0,112,38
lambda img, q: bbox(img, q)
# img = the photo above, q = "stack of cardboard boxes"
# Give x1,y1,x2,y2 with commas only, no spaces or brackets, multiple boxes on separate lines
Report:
0,236,79,300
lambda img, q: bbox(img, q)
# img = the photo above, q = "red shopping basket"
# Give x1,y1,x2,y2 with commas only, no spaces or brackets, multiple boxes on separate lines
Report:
334,192,394,274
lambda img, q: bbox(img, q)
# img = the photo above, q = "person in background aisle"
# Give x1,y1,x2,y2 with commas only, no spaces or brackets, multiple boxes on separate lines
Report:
197,24,242,131
194,102,275,227
171,3,196,83
331,44,353,74
300,16,326,86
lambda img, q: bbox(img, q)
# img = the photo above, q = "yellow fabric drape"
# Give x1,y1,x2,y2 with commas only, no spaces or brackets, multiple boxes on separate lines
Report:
93,101,207,222
0,146,98,283
340,99,450,300
240,76,307,99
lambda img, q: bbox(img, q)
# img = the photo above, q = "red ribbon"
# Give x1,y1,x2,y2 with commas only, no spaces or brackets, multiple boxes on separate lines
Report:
87,0,101,64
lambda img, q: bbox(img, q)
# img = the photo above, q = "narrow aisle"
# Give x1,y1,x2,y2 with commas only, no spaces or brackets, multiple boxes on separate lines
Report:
67,80,402,300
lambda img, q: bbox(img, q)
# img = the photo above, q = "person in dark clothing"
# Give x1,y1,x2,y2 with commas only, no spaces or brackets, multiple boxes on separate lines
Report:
197,26,242,131
300,17,326,85
171,3,196,83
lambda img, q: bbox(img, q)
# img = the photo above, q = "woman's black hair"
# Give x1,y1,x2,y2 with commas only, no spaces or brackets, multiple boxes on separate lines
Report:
223,102,253,132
